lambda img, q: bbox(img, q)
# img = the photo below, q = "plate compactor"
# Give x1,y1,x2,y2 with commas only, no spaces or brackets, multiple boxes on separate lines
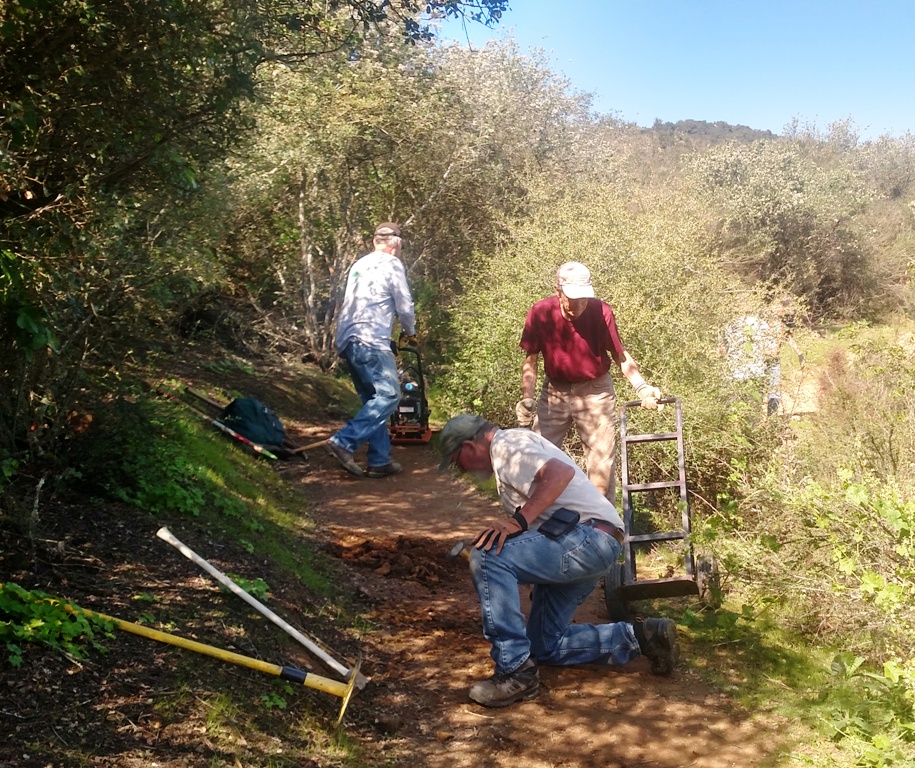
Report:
389,343,432,444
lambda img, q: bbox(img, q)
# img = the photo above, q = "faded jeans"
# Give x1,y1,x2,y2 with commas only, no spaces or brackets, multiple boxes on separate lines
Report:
468,524,641,675
331,340,400,467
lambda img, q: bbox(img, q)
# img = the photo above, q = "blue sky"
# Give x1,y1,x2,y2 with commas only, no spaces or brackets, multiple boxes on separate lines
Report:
438,1,914,140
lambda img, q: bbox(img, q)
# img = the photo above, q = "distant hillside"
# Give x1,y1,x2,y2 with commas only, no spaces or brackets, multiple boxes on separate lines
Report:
646,118,777,146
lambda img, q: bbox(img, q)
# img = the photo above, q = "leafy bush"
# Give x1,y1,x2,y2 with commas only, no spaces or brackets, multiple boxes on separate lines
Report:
806,336,915,483
439,178,777,512
756,473,915,656
825,653,915,766
224,575,270,602
0,582,112,666
721,331,915,660
66,394,250,519
687,136,877,319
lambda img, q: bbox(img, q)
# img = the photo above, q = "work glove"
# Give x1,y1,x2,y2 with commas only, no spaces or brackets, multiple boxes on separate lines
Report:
636,383,663,411
398,331,418,349
473,517,525,555
515,397,536,428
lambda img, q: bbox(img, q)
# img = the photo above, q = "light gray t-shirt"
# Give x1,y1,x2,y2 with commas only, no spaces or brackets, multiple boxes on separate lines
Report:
490,428,624,530
334,250,416,352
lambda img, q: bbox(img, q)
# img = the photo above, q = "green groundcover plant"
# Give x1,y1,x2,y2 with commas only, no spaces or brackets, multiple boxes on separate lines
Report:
0,582,113,667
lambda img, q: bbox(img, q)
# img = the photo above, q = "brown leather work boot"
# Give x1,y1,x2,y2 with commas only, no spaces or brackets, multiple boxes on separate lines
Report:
468,658,539,708
635,617,680,676
365,461,403,478
324,440,363,477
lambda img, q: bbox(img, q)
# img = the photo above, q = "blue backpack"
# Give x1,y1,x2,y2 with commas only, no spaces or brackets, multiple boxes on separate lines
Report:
219,398,286,449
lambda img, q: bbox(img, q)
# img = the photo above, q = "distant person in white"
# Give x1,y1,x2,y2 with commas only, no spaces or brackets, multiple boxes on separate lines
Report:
724,304,803,416
325,222,416,478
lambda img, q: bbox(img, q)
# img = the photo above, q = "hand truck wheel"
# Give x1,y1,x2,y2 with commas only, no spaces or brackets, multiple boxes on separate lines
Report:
603,562,630,622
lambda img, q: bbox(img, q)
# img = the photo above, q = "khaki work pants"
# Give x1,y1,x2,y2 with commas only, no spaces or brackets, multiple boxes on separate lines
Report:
534,373,618,502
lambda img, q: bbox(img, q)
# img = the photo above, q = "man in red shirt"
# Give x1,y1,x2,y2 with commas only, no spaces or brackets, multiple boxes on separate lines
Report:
517,262,662,502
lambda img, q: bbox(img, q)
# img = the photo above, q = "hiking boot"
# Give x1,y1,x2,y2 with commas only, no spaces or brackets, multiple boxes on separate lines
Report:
324,440,363,477
635,618,680,676
469,658,539,708
365,461,403,479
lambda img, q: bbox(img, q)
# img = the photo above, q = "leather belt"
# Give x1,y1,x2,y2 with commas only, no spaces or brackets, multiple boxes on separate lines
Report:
586,518,624,544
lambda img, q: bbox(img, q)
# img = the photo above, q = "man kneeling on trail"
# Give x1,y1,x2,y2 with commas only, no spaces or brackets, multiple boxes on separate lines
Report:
438,414,679,708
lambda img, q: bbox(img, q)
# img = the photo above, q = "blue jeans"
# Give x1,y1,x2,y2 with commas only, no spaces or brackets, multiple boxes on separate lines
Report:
331,341,400,466
469,525,641,675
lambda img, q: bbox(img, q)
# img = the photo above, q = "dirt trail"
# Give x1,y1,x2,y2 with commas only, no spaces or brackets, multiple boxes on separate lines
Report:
295,434,794,768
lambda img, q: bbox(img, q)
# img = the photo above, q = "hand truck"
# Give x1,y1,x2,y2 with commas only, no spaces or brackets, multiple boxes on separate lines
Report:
604,396,718,620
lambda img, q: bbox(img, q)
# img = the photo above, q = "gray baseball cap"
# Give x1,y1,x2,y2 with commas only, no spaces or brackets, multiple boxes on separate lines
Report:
437,414,487,471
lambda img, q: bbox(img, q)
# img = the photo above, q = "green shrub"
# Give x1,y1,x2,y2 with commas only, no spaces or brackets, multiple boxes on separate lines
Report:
0,582,112,666
439,178,777,512
223,574,270,602
804,337,915,484
65,393,258,519
715,330,915,729
65,396,209,515
824,653,915,766
687,137,877,319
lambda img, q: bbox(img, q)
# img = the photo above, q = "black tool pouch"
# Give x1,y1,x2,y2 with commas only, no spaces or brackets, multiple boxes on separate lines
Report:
538,507,580,539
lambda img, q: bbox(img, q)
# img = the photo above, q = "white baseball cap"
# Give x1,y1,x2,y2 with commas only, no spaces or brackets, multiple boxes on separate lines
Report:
556,262,595,299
